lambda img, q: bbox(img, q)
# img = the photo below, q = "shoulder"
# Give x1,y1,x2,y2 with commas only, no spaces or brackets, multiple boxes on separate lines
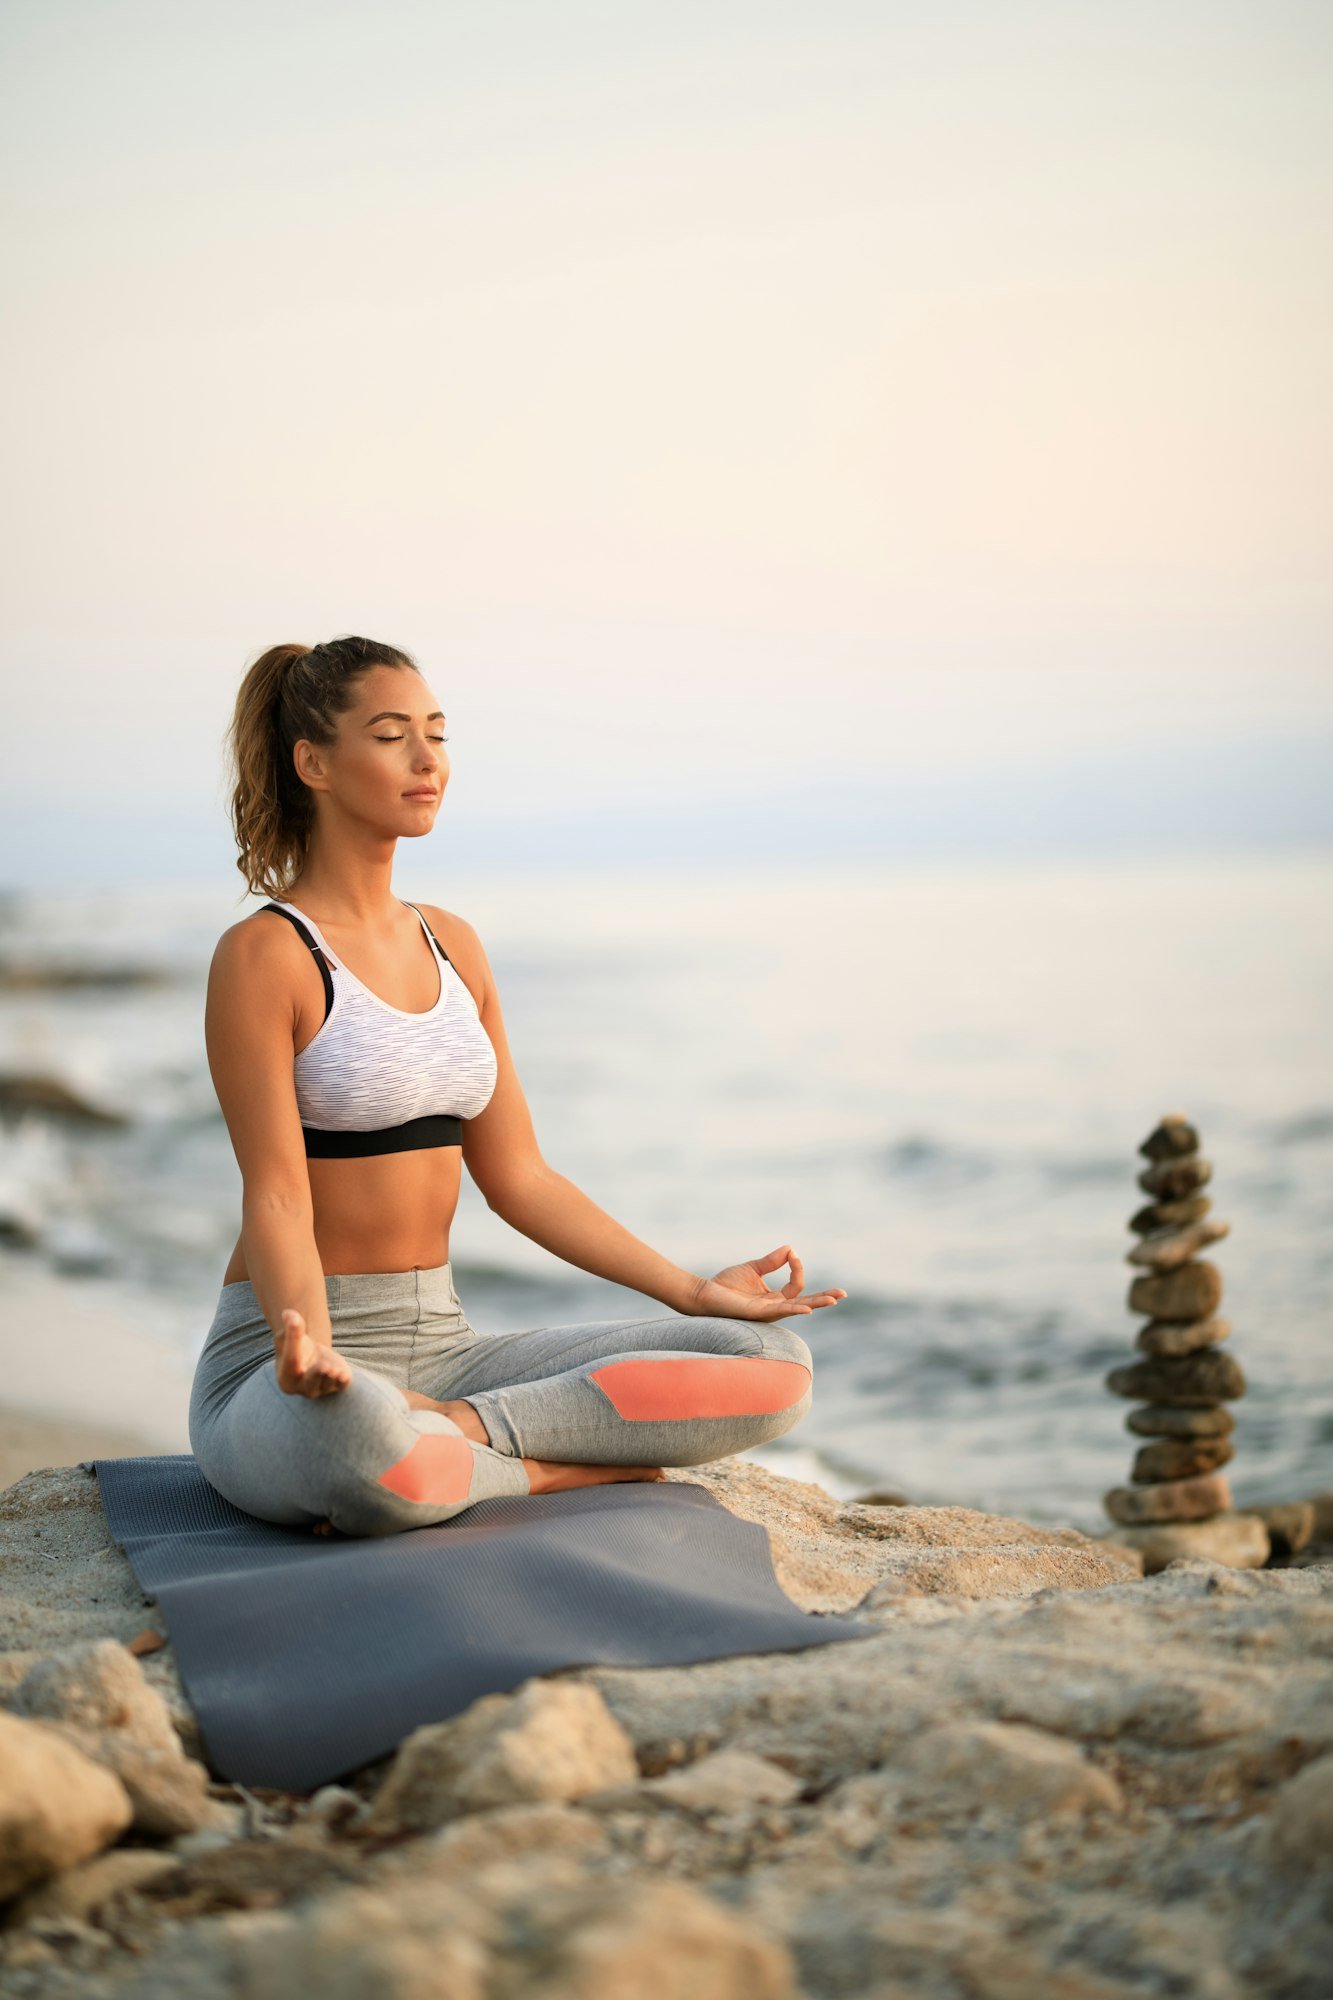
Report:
415,902,489,1009
207,907,309,998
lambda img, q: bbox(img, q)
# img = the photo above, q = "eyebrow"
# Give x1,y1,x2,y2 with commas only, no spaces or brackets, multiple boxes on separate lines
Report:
364,710,446,725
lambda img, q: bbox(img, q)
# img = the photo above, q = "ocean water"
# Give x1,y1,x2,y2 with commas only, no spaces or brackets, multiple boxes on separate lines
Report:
0,851,1329,1534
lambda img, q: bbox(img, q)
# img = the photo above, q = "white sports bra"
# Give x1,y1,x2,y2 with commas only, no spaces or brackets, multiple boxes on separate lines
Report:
259,899,498,1158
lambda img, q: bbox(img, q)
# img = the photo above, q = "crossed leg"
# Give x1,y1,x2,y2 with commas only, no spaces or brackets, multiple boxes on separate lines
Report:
414,1312,814,1471
191,1315,812,1540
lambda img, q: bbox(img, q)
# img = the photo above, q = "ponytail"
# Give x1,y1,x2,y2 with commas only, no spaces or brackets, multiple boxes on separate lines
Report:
224,634,418,901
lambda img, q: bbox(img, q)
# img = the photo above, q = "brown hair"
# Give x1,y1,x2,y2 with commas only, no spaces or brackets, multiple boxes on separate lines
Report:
224,634,419,901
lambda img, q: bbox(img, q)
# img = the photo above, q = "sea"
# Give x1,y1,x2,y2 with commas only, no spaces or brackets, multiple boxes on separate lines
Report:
0,850,1329,1536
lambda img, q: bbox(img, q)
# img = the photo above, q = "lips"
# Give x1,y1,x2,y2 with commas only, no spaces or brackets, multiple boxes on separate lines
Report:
403,790,438,800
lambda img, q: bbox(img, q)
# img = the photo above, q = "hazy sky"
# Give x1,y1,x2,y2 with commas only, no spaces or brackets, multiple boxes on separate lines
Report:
2,1,1330,885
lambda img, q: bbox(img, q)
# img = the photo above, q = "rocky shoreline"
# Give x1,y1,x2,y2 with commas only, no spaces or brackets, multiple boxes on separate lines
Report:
3,1456,1332,1999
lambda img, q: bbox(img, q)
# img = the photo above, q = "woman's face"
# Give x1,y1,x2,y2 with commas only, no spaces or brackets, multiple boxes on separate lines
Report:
296,666,449,835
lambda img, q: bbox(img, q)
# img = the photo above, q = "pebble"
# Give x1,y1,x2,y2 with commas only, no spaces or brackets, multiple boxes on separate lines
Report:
1131,1435,1235,1483
1126,1261,1223,1323
1137,1155,1212,1200
1104,1470,1233,1525
1106,1349,1246,1406
1125,1219,1229,1272
1129,1195,1213,1236
1125,1403,1236,1438
1099,1511,1270,1574
1135,1314,1231,1359
1138,1115,1201,1162
1252,1501,1316,1557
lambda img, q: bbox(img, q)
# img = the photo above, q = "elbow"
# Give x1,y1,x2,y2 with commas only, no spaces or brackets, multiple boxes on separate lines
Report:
242,1183,314,1223
482,1158,553,1221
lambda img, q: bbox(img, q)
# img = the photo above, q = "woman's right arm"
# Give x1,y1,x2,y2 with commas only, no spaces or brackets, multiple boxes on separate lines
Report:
204,919,335,1351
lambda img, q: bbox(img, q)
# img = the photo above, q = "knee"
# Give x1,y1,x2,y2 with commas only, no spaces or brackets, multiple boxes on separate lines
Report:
753,1323,814,1376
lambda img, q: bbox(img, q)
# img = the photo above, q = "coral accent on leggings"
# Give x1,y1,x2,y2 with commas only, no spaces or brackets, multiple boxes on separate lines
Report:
588,1354,812,1421
378,1432,475,1505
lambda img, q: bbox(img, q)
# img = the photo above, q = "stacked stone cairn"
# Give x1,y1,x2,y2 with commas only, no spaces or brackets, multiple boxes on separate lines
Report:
1101,1113,1271,1571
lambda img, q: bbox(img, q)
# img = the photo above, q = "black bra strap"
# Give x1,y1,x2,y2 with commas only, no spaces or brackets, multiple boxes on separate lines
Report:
407,903,452,967
260,903,334,1024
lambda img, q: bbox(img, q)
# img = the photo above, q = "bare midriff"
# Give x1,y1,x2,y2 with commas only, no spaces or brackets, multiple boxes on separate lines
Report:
219,917,470,1285
220,1148,463,1284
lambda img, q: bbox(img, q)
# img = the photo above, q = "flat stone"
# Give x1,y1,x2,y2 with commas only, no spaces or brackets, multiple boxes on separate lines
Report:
1127,1262,1223,1323
1107,1348,1245,1405
1104,1472,1232,1525
1137,1156,1212,1200
1135,1315,1231,1359
1252,1501,1316,1557
1139,1115,1201,1162
1131,1435,1234,1483
1095,1511,1270,1575
1125,1403,1236,1438
1129,1195,1213,1236
1126,1220,1230,1272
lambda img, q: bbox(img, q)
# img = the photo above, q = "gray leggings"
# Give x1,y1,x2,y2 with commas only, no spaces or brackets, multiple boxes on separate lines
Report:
188,1261,814,1538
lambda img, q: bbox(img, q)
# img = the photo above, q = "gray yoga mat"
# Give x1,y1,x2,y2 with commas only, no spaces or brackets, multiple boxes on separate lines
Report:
93,1454,878,1793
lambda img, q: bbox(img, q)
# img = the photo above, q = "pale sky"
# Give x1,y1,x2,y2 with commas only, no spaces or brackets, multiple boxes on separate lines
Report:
2,1,1330,885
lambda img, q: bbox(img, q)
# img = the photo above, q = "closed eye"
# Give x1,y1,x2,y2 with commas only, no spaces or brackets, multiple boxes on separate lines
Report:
376,735,449,742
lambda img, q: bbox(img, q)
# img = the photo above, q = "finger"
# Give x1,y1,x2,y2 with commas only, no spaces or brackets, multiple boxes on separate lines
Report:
783,1251,805,1298
755,1246,793,1275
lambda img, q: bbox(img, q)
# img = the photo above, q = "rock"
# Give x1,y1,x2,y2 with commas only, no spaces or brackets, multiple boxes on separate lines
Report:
1307,1490,1333,1542
1106,1347,1245,1406
893,1719,1125,1821
498,1872,797,2000
1129,1195,1213,1235
1125,1403,1236,1438
300,1786,365,1832
1253,1502,1317,1557
1126,1220,1230,1271
4,1844,179,1927
1131,1435,1234,1483
1097,1512,1270,1574
363,1680,640,1835
1126,1262,1224,1323
849,1489,911,1507
1135,1315,1231,1359
13,1638,222,1838
1139,1116,1201,1162
1104,1472,1233,1525
1137,1155,1212,1199
583,1748,803,1818
1259,1751,1333,1875
227,1867,796,2000
0,1709,133,1901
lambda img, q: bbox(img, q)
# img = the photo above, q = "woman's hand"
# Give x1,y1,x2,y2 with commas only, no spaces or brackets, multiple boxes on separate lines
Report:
684,1246,847,1320
273,1309,352,1397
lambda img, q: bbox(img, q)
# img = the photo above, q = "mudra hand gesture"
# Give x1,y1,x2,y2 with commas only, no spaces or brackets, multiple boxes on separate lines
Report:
687,1245,847,1320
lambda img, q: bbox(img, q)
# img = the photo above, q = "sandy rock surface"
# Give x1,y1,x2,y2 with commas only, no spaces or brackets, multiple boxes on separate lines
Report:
2,1456,1331,1999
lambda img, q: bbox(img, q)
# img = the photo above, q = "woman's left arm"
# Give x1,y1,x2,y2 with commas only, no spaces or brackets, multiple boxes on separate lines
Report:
442,911,846,1321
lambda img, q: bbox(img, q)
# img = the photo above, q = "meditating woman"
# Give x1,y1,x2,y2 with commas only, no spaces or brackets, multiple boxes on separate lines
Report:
189,634,846,1537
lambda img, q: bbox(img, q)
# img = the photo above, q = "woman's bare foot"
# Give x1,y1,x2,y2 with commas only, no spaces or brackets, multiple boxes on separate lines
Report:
521,1458,668,1495
273,1310,352,1398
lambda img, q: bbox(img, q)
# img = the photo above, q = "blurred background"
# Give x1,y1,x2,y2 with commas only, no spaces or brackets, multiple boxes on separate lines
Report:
0,1,1329,1528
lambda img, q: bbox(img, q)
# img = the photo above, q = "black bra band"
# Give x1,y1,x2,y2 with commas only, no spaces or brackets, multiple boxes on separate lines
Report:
302,1113,464,1159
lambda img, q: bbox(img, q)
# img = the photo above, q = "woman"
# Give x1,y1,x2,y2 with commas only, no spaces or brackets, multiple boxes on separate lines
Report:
190,634,846,1538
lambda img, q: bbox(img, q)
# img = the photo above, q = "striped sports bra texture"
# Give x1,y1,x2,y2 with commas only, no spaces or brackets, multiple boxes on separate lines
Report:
259,899,498,1158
